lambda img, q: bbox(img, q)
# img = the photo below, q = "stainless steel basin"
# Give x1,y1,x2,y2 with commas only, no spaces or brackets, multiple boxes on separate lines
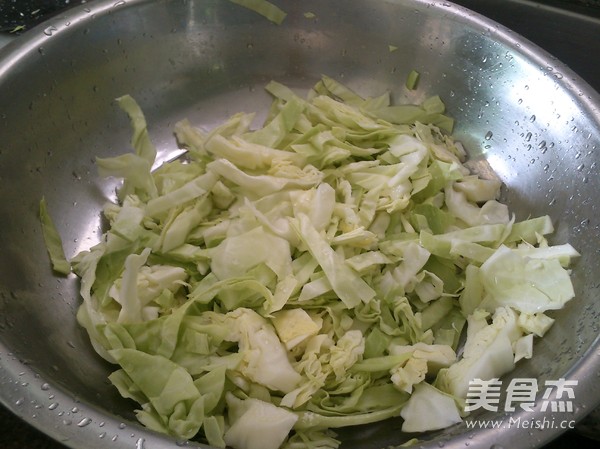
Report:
1,1,600,448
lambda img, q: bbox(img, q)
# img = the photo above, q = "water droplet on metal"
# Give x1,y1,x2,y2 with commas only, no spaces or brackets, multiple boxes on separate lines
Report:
99,432,106,439
77,417,92,427
41,383,50,391
118,422,127,429
136,438,146,449
43,26,57,36
529,114,536,123
48,402,59,410
484,131,493,140
15,398,24,406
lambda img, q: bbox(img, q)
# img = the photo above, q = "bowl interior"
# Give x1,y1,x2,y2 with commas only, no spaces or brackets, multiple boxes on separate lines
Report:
1,1,600,448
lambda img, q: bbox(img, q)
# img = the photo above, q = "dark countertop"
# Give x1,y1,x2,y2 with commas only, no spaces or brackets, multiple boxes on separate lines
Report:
0,406,65,449
1,0,600,448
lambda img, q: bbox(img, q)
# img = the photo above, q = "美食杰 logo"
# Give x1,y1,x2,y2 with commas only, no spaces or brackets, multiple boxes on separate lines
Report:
463,378,578,430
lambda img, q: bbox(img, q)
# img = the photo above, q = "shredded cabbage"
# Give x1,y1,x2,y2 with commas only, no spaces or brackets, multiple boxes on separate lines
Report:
228,0,287,25
43,76,578,448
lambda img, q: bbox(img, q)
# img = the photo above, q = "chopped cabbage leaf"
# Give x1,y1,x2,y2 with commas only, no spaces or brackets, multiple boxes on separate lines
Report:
224,394,298,449
39,197,71,275
228,0,287,25
109,348,210,439
210,308,302,393
406,70,420,90
291,213,376,308
400,382,462,432
96,95,158,202
437,307,521,398
478,245,575,313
